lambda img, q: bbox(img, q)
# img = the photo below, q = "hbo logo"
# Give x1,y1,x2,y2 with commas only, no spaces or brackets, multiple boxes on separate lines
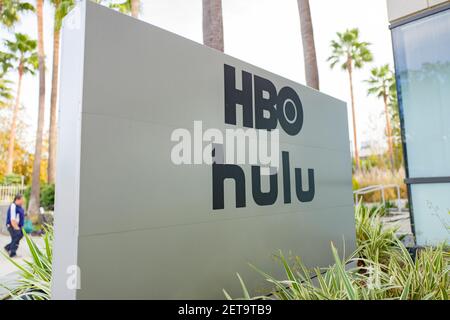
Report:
224,64,303,136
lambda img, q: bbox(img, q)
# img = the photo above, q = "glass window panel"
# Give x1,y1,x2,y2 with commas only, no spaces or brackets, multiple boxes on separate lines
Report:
392,9,450,178
410,183,450,246
392,9,450,246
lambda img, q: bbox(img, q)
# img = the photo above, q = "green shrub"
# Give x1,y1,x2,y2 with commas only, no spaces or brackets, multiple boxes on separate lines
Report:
23,184,55,211
2,174,23,185
385,200,398,210
386,243,449,299
353,168,407,202
40,184,55,211
355,202,398,264
23,186,31,209
352,177,359,190
358,203,387,218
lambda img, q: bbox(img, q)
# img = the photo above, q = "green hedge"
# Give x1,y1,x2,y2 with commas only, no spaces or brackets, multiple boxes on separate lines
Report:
1,174,22,185
24,184,55,211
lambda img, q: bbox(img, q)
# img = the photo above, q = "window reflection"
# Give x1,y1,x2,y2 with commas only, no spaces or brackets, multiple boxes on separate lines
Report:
392,9,450,246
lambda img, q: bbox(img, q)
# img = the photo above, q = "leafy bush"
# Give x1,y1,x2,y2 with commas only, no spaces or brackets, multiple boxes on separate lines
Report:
385,200,398,210
1,174,23,185
385,243,449,299
353,168,407,202
352,177,359,190
24,184,55,211
40,184,55,211
358,202,387,218
24,186,31,208
355,202,398,264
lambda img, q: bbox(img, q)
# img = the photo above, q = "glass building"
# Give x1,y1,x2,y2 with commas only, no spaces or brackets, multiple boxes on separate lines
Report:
388,0,450,246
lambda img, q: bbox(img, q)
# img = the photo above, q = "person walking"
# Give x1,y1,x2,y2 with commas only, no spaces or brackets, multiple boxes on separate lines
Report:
4,194,25,258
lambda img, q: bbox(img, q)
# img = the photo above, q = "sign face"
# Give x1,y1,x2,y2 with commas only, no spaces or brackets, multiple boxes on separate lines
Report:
52,0,355,299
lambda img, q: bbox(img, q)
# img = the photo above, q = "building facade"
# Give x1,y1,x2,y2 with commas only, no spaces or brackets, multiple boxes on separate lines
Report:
387,0,450,245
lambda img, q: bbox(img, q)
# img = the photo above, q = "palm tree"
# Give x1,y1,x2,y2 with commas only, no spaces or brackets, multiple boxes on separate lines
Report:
0,76,13,107
296,0,319,90
0,51,14,108
0,0,34,27
0,50,14,73
388,77,403,167
49,1,119,183
4,33,38,174
109,0,139,17
47,0,76,184
202,0,224,52
28,0,46,216
47,1,112,184
130,0,139,17
388,78,401,145
366,64,396,171
328,28,373,171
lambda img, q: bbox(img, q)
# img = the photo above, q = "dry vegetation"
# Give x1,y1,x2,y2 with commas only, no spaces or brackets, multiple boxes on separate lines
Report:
353,168,408,202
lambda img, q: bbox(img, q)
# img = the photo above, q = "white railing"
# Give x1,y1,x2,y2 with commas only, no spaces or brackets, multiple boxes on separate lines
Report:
353,184,402,212
0,185,26,203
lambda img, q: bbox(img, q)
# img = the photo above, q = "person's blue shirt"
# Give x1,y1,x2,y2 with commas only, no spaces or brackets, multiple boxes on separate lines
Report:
6,202,25,228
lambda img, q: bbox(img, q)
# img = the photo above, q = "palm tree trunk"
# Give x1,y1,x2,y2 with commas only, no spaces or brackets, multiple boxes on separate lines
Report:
47,26,60,184
6,69,23,174
131,0,139,18
297,0,319,90
28,0,45,216
347,59,360,171
383,93,395,171
202,0,224,52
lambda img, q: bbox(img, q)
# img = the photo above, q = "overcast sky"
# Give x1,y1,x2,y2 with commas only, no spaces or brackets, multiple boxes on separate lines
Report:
0,0,393,152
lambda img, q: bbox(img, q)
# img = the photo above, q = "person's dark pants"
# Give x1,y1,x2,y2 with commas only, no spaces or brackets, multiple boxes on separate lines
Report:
5,226,23,257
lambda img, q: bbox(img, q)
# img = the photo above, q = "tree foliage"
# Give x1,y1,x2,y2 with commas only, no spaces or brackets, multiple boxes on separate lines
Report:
366,64,396,99
0,0,34,27
5,33,38,75
328,28,373,71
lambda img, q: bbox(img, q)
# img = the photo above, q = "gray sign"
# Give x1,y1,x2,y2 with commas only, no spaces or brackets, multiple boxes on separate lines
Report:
52,0,355,299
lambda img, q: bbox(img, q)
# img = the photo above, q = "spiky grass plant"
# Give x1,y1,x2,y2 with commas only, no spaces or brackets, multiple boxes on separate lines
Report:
224,244,398,300
385,241,449,299
355,202,399,264
1,226,53,300
225,206,449,300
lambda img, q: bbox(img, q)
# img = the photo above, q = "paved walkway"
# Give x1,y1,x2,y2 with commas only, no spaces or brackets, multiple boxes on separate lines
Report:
0,233,44,298
381,211,415,247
